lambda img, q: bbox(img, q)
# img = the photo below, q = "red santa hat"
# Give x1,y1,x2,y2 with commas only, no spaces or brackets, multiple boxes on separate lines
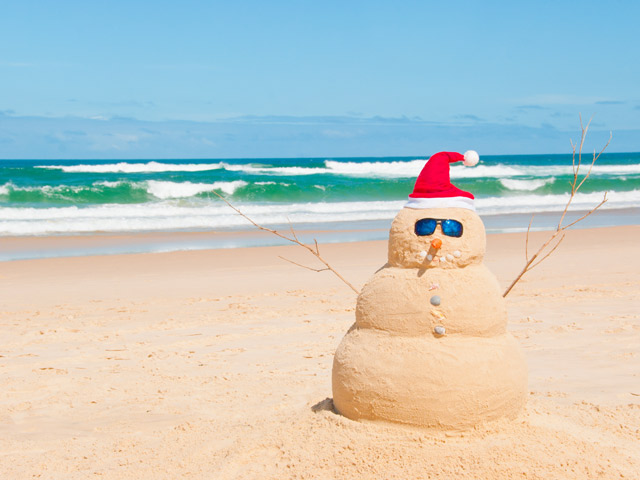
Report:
405,150,479,211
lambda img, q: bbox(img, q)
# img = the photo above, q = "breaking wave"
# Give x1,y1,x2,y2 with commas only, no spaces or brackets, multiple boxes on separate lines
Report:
1,190,638,236
36,159,640,179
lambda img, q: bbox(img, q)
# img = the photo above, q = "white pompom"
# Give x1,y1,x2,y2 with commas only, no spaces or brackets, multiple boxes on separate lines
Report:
463,150,479,166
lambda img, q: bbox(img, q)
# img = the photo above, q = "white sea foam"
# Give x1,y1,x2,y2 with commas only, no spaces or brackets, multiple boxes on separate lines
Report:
94,180,126,188
1,190,638,236
324,159,427,177
0,181,127,195
589,164,640,175
325,161,553,179
208,180,248,195
223,164,330,175
478,189,640,215
487,163,640,177
499,178,555,191
223,160,634,179
219,160,527,178
37,161,225,173
0,200,404,235
146,180,247,199
34,159,640,178
0,180,246,200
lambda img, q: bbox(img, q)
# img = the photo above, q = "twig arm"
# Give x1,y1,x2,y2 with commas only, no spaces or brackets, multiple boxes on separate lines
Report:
529,234,565,270
279,256,329,272
562,194,608,230
525,214,534,263
211,190,359,294
503,117,610,297
503,230,560,297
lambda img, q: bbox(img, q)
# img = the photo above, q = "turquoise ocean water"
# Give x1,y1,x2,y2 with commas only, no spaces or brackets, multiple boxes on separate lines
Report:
1,153,639,259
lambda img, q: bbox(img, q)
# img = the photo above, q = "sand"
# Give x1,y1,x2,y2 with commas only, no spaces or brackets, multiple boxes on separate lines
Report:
1,225,639,479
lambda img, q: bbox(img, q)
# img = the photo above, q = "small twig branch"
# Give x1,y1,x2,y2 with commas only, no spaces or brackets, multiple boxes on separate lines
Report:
287,217,299,242
558,124,611,231
563,193,608,230
503,231,563,297
278,256,329,272
529,234,565,270
525,214,535,263
559,115,589,227
211,190,359,294
503,117,611,297
577,114,588,174
570,139,577,178
576,133,611,193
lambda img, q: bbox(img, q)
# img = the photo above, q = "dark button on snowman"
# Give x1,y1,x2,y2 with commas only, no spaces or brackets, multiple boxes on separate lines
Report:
332,151,528,429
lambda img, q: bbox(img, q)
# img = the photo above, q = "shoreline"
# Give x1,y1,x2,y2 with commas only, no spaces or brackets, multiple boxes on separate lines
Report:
2,206,638,262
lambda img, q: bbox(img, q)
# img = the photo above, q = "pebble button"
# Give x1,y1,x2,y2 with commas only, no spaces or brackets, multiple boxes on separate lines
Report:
430,295,441,306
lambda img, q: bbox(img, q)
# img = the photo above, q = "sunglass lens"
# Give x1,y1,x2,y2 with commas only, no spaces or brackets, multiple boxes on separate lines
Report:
442,219,463,237
415,218,437,236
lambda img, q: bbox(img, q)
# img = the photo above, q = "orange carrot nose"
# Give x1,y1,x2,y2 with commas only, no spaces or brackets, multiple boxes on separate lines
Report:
431,238,442,249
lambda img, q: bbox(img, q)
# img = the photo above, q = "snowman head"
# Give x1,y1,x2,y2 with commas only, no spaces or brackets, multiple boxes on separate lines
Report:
387,151,484,268
388,206,486,268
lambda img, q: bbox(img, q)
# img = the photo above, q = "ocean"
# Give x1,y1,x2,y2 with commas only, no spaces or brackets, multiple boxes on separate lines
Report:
1,153,639,259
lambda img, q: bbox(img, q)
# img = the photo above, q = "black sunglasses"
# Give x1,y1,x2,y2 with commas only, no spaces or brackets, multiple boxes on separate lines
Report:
415,218,463,238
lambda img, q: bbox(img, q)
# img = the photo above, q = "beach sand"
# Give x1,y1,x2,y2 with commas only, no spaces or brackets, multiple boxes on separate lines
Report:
1,226,639,479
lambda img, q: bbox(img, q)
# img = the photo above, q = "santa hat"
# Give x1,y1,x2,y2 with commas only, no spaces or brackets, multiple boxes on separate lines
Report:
405,150,479,211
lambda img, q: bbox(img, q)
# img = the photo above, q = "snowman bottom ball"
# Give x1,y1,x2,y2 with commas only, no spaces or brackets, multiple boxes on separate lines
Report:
332,329,527,429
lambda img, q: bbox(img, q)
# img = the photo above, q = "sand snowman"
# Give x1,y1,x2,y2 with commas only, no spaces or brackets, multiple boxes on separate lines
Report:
332,151,528,429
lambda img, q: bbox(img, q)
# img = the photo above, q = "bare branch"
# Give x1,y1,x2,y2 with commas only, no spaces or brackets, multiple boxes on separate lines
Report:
593,132,612,164
504,117,611,297
211,190,359,294
578,115,591,172
502,230,561,298
558,116,604,230
529,234,565,271
287,217,299,242
278,256,329,272
562,193,608,230
570,138,576,176
525,214,535,263
211,190,291,240
575,132,611,192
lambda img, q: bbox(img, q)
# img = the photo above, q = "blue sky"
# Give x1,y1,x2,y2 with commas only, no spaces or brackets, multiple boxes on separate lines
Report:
1,1,639,158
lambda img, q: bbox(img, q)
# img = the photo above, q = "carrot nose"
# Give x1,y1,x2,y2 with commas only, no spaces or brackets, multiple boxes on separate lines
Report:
431,238,442,249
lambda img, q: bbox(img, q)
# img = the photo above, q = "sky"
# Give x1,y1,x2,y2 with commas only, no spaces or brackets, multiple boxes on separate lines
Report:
1,0,639,158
